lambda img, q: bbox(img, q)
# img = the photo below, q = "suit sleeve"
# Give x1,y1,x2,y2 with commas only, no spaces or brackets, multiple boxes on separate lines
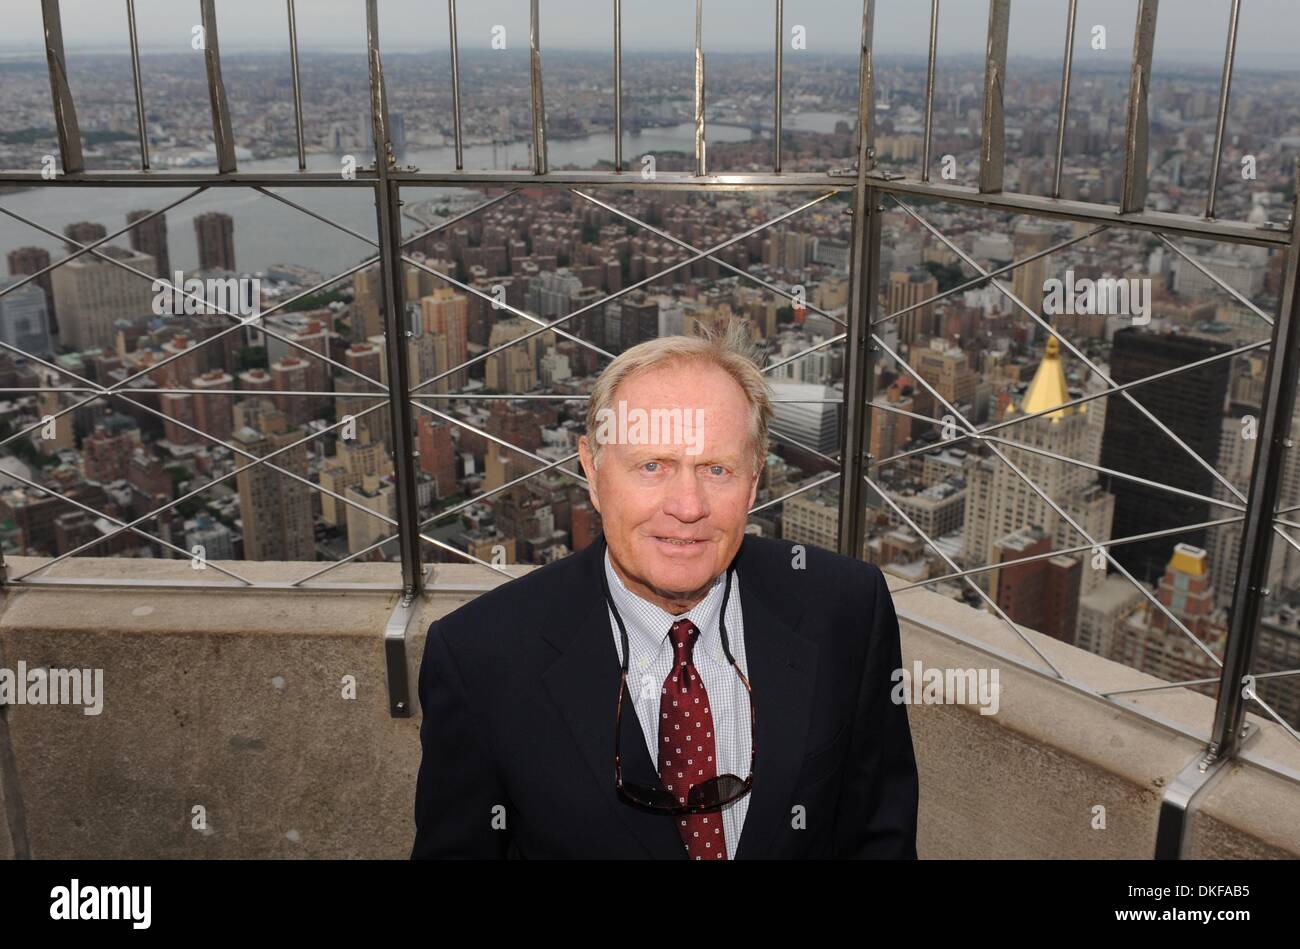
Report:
830,565,919,858
411,618,511,859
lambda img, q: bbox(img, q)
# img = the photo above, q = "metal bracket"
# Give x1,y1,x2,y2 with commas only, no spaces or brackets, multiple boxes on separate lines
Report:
1153,721,1257,858
384,592,416,718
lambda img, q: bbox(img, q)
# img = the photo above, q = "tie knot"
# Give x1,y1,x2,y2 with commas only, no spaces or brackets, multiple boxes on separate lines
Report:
668,618,699,657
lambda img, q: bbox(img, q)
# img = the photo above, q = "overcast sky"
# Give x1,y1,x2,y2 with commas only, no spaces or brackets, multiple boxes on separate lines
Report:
0,0,1295,63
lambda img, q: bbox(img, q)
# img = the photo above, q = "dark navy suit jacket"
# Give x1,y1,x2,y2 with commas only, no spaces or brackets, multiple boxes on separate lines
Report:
411,531,918,858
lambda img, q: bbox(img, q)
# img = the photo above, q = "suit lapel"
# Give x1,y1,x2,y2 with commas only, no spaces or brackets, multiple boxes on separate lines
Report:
732,537,815,859
539,538,685,859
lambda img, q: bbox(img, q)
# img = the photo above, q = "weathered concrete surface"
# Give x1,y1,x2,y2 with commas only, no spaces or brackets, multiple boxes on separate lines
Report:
0,555,1295,858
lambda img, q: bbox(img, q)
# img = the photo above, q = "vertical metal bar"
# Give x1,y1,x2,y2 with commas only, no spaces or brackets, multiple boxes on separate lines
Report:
1205,0,1242,219
40,0,84,174
978,0,1010,194
1211,159,1300,760
920,0,939,183
855,0,875,173
199,0,237,174
366,0,424,597
448,0,464,171
838,0,878,561
1052,0,1078,199
694,0,707,177
1120,0,1158,214
286,0,306,172
774,0,784,173
125,0,150,171
529,0,548,175
614,0,623,172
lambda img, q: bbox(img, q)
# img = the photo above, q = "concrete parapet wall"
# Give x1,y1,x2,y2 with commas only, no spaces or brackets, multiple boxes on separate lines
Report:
0,556,1294,858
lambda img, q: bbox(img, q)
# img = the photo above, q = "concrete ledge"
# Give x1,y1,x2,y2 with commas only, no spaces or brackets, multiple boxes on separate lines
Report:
0,556,1295,858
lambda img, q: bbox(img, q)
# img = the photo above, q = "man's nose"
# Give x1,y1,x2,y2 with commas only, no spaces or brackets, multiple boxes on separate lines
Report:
661,466,707,519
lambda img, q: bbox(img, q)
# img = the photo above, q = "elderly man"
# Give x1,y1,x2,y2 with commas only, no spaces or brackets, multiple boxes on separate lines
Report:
412,318,918,859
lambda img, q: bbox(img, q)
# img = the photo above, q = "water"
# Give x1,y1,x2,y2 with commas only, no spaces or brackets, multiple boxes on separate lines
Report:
0,122,766,278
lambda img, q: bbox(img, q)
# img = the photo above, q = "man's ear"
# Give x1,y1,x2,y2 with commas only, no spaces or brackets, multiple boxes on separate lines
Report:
578,435,601,512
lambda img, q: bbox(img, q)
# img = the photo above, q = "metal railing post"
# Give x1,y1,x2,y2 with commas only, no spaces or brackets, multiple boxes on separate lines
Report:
838,0,878,560
39,0,83,175
366,0,425,598
199,0,237,174
1120,0,1158,213
1212,163,1300,760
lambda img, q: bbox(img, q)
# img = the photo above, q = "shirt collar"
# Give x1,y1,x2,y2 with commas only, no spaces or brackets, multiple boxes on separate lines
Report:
603,545,726,655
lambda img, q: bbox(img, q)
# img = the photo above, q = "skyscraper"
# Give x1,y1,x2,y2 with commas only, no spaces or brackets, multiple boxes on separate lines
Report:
63,221,106,253
0,277,54,358
126,209,170,278
233,399,314,561
194,212,236,272
1099,329,1232,584
7,246,56,335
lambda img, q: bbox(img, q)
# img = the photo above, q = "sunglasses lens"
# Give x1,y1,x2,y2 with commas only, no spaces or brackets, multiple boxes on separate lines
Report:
623,782,680,810
686,774,747,809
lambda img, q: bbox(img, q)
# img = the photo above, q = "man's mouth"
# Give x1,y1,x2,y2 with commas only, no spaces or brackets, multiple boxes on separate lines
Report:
655,537,704,546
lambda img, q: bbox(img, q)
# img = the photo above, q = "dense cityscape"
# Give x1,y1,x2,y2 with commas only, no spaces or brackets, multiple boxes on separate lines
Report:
1,42,1299,728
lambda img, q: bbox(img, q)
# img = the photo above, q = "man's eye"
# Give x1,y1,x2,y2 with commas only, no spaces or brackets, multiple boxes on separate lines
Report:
643,461,659,472
709,465,726,476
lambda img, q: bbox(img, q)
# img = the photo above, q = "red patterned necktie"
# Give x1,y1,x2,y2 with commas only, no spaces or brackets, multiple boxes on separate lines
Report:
658,617,728,860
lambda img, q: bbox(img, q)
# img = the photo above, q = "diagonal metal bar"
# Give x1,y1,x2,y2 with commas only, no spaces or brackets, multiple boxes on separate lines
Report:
0,462,255,585
1157,233,1273,327
1242,689,1300,743
871,224,1109,329
253,186,378,247
410,401,589,487
408,191,839,395
199,0,237,174
868,336,1268,476
894,515,1246,594
866,471,1066,679
889,193,1249,505
417,532,517,581
398,188,521,251
571,188,847,327
9,398,392,583
0,331,396,535
871,328,1225,669
750,470,839,515
979,434,1246,512
763,332,845,375
400,254,616,364
0,191,204,302
0,205,388,391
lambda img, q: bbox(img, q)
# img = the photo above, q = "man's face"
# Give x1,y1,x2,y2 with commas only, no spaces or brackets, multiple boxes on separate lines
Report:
578,360,760,613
